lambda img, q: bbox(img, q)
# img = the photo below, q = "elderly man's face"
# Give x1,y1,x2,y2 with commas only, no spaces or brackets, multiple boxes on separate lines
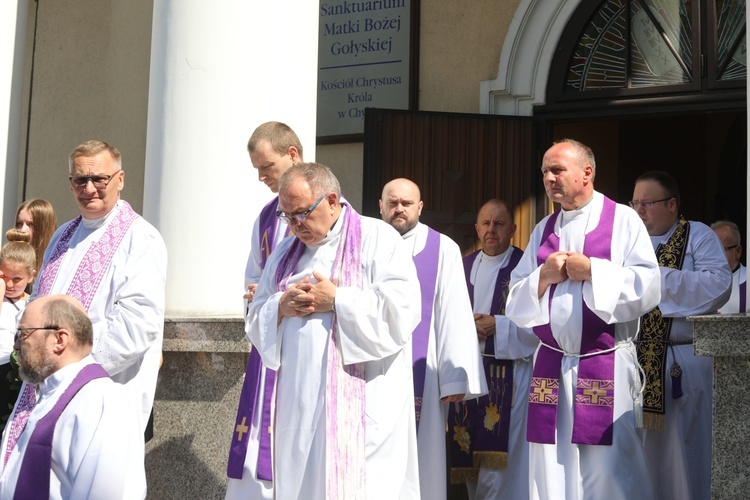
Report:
278,178,336,246
69,151,124,220
476,201,516,256
541,142,593,210
713,225,743,270
14,301,57,384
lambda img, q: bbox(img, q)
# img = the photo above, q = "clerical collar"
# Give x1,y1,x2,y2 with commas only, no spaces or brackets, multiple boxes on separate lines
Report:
37,356,95,400
733,263,742,273
81,200,121,230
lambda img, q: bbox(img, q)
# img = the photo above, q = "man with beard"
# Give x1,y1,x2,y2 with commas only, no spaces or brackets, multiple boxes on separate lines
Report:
0,295,144,499
380,178,486,500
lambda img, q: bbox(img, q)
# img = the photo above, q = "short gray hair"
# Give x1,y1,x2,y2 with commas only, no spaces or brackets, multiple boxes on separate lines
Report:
278,162,341,198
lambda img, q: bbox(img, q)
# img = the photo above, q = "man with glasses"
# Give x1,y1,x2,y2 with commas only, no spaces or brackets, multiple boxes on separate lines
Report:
226,121,302,500
631,170,731,500
0,295,145,498
8,140,167,450
711,220,746,314
246,162,422,498
379,178,486,500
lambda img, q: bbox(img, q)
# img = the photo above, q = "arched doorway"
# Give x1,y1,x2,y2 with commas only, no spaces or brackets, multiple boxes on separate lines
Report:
484,0,746,243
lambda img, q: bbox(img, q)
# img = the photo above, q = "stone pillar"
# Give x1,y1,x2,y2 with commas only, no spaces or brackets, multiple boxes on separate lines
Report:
142,1,318,496
0,0,28,230
691,314,750,499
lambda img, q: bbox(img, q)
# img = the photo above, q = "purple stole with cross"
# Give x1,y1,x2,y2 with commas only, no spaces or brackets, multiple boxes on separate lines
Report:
527,196,617,446
411,227,440,432
448,246,523,482
13,363,109,499
227,198,286,481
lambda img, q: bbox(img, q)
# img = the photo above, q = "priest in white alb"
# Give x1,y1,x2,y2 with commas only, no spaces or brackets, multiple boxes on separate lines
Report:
14,140,167,441
247,162,422,499
505,139,661,499
0,295,145,499
379,178,486,500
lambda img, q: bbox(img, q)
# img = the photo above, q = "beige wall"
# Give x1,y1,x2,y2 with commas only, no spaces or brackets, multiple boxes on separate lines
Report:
20,0,153,226
317,1,520,207
18,2,520,223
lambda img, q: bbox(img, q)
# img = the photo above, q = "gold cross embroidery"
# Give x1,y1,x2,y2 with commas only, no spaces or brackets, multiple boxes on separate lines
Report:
534,380,554,400
235,416,249,442
583,381,608,404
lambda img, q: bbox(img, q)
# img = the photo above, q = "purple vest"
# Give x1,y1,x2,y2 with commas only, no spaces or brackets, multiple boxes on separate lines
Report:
527,196,617,446
14,364,109,499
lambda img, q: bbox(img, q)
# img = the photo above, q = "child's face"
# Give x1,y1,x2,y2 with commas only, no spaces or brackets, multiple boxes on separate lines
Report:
1,262,33,300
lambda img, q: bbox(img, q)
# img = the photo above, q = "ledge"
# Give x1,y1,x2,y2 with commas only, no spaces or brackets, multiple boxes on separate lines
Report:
162,316,249,353
688,313,750,357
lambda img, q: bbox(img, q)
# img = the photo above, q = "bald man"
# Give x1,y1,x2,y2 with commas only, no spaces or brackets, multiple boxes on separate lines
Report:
380,178,486,500
712,220,746,314
448,199,538,499
0,295,145,499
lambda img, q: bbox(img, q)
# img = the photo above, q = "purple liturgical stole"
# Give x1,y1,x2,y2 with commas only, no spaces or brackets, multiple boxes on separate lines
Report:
227,198,284,481
412,228,440,432
14,364,109,500
527,196,617,446
740,280,746,313
448,247,523,479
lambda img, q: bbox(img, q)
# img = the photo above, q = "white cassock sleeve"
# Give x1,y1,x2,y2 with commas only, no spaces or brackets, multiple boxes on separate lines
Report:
658,222,732,317
95,221,167,376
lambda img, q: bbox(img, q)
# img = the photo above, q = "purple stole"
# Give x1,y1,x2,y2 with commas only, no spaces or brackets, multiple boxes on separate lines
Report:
740,277,746,313
411,227,440,432
527,196,617,446
37,202,140,308
227,198,284,481
448,247,522,482
13,363,109,500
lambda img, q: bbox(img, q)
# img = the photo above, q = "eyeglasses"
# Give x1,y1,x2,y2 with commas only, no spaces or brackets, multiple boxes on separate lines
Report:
629,197,672,209
724,245,739,251
69,171,121,189
14,326,60,342
276,195,326,225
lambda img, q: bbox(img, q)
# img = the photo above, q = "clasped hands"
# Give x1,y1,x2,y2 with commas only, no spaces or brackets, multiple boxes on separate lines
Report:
278,270,336,318
538,250,591,298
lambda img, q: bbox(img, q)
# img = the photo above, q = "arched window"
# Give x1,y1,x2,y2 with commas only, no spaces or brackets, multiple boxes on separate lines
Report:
547,0,746,102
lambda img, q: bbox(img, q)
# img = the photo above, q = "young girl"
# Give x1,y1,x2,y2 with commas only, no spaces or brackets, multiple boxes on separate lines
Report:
0,229,37,431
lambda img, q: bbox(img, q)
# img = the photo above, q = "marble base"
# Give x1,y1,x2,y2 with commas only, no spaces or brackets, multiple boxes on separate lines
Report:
690,313,750,499
145,317,248,499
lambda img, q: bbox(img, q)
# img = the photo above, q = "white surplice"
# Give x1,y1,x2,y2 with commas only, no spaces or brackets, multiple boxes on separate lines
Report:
505,191,661,500
402,223,487,500
226,198,287,500
718,264,746,314
0,297,26,365
463,247,538,500
247,206,422,500
0,356,146,499
639,220,731,500
30,200,167,430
